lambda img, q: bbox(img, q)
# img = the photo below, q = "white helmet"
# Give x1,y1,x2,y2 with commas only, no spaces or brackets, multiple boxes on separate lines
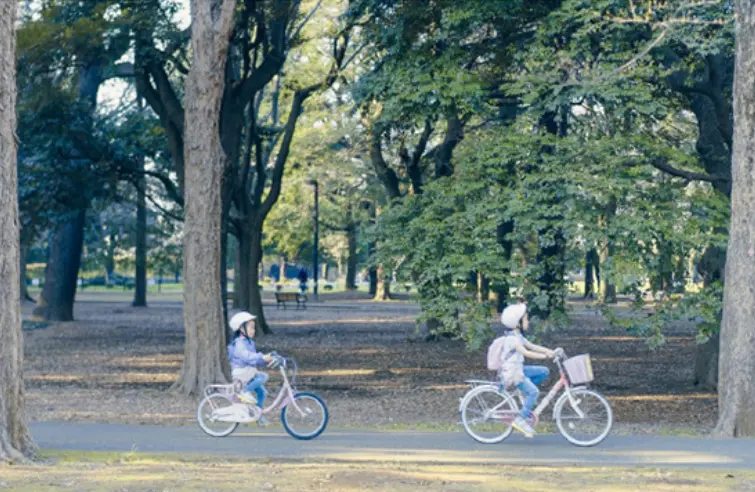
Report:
229,311,256,332
501,303,527,329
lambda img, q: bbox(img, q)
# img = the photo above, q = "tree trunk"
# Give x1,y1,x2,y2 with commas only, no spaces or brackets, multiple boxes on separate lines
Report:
346,223,358,291
249,221,271,334
374,263,392,300
172,0,236,396
584,249,596,299
477,272,490,303
19,244,33,303
105,231,116,286
32,210,86,322
714,1,755,437
599,200,617,304
694,245,727,390
234,226,252,311
493,220,515,312
133,154,148,307
0,0,36,459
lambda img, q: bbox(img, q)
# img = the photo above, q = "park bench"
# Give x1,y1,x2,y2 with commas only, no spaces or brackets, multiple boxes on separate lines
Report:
275,292,307,310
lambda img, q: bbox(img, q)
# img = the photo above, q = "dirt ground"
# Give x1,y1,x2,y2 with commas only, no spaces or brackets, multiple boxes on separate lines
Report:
2,451,753,491
21,293,716,433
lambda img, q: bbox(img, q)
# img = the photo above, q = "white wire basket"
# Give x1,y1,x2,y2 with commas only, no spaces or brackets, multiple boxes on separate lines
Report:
563,354,594,384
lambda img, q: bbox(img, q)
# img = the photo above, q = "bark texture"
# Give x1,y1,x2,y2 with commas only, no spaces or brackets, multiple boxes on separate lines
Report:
715,0,755,437
0,0,37,460
173,0,237,395
32,210,86,321
133,154,148,307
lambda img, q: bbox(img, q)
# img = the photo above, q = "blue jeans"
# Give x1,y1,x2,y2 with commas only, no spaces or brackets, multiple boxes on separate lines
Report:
246,373,269,407
516,366,550,419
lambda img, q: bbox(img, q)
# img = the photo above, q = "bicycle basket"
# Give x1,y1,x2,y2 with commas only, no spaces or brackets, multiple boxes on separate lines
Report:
563,354,594,384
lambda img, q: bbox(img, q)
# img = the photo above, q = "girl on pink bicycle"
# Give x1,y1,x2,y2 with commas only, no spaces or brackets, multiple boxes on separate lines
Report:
493,302,558,438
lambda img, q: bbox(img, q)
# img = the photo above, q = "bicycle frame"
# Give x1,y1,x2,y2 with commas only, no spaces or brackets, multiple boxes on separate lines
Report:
468,357,586,424
203,356,310,419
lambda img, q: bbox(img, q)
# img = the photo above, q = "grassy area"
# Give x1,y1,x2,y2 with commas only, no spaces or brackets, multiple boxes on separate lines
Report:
0,451,749,491
0,450,751,491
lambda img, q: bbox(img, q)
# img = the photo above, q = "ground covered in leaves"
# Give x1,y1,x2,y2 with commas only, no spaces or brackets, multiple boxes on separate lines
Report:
21,293,715,433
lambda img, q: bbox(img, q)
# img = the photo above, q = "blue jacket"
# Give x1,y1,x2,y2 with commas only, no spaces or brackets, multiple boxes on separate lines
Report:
227,337,266,370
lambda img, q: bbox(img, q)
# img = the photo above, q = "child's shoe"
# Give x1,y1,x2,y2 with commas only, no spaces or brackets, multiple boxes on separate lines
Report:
512,416,536,438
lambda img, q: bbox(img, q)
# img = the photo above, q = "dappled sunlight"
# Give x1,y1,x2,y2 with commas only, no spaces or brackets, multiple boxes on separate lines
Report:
300,368,377,377
273,317,415,326
27,371,177,384
573,336,693,342
609,394,716,402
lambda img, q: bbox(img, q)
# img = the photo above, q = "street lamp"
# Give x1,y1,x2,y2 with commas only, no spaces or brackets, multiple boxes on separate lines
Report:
307,179,319,300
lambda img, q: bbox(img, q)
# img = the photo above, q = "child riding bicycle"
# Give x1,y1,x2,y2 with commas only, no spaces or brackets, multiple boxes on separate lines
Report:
227,311,273,424
490,301,558,438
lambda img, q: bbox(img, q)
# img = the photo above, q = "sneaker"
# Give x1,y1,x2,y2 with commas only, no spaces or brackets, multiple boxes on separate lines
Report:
511,416,536,438
237,391,257,405
257,416,270,427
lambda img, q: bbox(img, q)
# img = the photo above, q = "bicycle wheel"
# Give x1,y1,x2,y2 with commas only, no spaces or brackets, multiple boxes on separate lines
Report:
554,388,613,447
281,392,329,440
461,386,518,444
197,394,239,437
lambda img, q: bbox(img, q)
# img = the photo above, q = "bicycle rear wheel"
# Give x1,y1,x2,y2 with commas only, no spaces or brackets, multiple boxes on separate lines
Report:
281,392,329,440
460,386,518,444
554,388,613,447
197,394,239,437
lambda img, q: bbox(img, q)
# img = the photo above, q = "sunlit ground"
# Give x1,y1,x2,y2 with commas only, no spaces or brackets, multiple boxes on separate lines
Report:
1,451,753,491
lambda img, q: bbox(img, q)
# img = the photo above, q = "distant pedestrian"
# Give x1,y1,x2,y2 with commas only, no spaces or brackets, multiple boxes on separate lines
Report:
298,268,308,293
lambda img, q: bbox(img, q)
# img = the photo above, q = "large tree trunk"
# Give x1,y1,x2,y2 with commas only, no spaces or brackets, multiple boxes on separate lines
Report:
133,154,148,307
32,210,86,322
172,0,236,396
714,1,755,437
33,59,102,320
0,0,36,459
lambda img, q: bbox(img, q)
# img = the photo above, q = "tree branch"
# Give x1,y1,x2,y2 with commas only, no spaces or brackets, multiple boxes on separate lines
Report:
650,159,730,183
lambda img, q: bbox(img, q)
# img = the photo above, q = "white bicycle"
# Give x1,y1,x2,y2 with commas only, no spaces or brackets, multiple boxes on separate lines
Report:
197,352,328,440
459,350,612,447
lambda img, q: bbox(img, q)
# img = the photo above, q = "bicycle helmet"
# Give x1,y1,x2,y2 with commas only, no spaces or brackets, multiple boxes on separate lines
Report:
501,303,527,329
229,311,256,332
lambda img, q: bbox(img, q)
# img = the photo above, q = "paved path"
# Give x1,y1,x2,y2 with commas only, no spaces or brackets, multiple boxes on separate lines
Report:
31,422,755,469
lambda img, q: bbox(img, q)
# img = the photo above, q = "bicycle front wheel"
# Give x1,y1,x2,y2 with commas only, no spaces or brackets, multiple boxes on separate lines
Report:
281,392,329,440
460,386,518,444
197,394,239,437
554,388,613,447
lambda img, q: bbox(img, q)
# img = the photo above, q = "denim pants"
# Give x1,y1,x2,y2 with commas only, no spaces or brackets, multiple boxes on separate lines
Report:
516,365,550,419
246,372,269,407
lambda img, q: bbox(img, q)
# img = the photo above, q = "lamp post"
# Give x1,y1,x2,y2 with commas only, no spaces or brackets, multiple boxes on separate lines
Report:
307,179,319,300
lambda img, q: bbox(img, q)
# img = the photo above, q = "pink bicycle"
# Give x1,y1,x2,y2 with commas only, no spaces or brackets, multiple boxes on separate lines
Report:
197,352,328,440
459,350,613,447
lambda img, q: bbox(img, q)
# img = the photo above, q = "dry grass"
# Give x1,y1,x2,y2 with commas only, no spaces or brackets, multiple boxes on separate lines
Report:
1,450,753,491
21,295,715,432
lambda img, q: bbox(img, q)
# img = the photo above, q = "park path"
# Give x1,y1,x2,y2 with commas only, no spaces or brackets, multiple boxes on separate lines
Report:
31,422,755,469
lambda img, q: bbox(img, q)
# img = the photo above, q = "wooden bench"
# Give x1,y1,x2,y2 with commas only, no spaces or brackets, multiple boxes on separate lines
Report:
275,292,307,310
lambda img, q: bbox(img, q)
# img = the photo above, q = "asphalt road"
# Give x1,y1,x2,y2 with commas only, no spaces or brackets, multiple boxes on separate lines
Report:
30,422,755,469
